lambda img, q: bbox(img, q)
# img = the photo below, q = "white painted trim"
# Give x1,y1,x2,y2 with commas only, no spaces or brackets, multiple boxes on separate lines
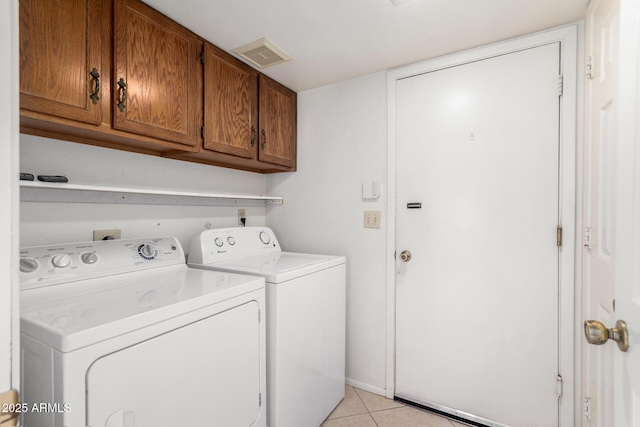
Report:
0,0,19,392
345,378,387,397
557,25,579,427
572,20,586,427
386,24,579,425
10,0,19,392
385,69,397,400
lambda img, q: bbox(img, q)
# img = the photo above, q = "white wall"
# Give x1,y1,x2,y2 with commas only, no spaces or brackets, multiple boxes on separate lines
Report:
20,135,267,253
0,0,19,392
266,72,388,393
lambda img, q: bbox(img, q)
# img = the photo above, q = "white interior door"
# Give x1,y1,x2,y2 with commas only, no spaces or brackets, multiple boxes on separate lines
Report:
584,0,640,425
395,43,561,426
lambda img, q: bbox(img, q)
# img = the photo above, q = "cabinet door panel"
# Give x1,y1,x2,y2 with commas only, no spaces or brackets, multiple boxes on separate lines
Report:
259,75,296,168
203,44,258,159
114,0,199,147
20,0,102,125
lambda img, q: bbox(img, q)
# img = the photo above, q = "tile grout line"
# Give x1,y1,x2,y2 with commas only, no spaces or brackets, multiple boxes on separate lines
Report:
326,386,465,427
351,387,380,426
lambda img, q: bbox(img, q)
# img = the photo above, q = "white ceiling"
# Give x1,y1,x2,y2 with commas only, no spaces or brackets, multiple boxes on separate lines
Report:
143,0,589,92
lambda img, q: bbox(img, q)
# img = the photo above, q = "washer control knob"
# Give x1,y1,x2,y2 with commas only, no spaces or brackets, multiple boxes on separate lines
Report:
81,251,99,265
259,231,270,245
227,236,236,246
52,254,71,268
214,237,224,247
139,244,157,259
20,257,39,273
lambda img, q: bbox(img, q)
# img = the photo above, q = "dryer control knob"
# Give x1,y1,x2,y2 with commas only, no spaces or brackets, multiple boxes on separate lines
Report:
20,257,39,273
52,254,71,268
259,231,270,245
81,251,99,265
214,237,224,247
139,244,157,259
227,236,236,246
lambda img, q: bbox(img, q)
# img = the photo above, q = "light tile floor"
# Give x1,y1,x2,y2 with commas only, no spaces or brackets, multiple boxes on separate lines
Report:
321,386,472,427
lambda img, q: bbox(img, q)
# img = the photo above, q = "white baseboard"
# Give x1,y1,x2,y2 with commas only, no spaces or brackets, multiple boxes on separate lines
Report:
345,378,386,397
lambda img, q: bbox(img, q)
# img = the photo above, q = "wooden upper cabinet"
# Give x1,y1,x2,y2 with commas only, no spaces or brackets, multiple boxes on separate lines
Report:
259,75,297,169
19,0,296,173
113,0,200,147
203,43,258,159
19,0,103,125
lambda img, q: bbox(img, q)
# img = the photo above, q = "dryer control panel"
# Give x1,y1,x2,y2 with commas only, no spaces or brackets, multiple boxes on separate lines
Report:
20,237,185,290
189,227,281,264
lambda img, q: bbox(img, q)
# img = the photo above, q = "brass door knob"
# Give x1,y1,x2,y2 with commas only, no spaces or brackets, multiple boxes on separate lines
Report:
584,319,629,352
399,250,411,262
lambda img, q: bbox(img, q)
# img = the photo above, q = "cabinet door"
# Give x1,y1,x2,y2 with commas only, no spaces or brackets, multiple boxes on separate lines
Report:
259,75,297,169
19,0,103,125
203,43,258,159
113,0,199,147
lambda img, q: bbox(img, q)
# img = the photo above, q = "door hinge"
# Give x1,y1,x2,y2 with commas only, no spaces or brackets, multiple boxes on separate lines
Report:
259,392,262,407
557,226,563,247
200,51,205,64
556,375,563,398
558,74,564,96
258,309,261,322
584,226,592,250
586,56,594,80
583,396,591,420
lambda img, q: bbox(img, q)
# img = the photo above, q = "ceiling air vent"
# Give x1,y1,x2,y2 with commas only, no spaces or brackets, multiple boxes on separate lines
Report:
232,37,292,69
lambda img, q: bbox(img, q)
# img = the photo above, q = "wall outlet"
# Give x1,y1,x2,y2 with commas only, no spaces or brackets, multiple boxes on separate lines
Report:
364,211,381,229
238,209,246,226
93,229,121,241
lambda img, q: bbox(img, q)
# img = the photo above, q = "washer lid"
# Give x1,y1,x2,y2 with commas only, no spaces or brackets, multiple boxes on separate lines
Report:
20,265,264,352
193,252,346,283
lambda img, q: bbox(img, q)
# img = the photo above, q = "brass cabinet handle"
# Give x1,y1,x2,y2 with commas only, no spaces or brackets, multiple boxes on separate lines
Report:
89,68,100,104
261,129,267,149
251,125,256,147
117,78,127,112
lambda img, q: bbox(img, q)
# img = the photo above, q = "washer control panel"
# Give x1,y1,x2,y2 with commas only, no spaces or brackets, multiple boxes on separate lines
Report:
20,237,184,290
188,227,281,264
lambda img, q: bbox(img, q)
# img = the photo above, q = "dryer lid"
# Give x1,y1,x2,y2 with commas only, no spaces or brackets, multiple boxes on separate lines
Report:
20,265,264,352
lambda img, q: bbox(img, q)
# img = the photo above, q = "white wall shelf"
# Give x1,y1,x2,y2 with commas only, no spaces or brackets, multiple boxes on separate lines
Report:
20,181,283,207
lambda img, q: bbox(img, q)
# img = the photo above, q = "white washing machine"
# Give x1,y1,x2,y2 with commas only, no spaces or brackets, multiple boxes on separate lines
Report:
188,227,346,427
20,237,266,427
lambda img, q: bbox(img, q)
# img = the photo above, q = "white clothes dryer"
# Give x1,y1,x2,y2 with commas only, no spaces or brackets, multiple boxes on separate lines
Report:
188,227,346,427
20,237,266,427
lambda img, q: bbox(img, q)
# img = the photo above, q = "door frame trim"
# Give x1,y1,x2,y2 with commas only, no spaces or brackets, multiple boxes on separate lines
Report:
1,0,20,394
385,24,579,426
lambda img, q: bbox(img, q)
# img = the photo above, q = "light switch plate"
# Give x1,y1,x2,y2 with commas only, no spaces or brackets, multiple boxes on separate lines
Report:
364,211,381,229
